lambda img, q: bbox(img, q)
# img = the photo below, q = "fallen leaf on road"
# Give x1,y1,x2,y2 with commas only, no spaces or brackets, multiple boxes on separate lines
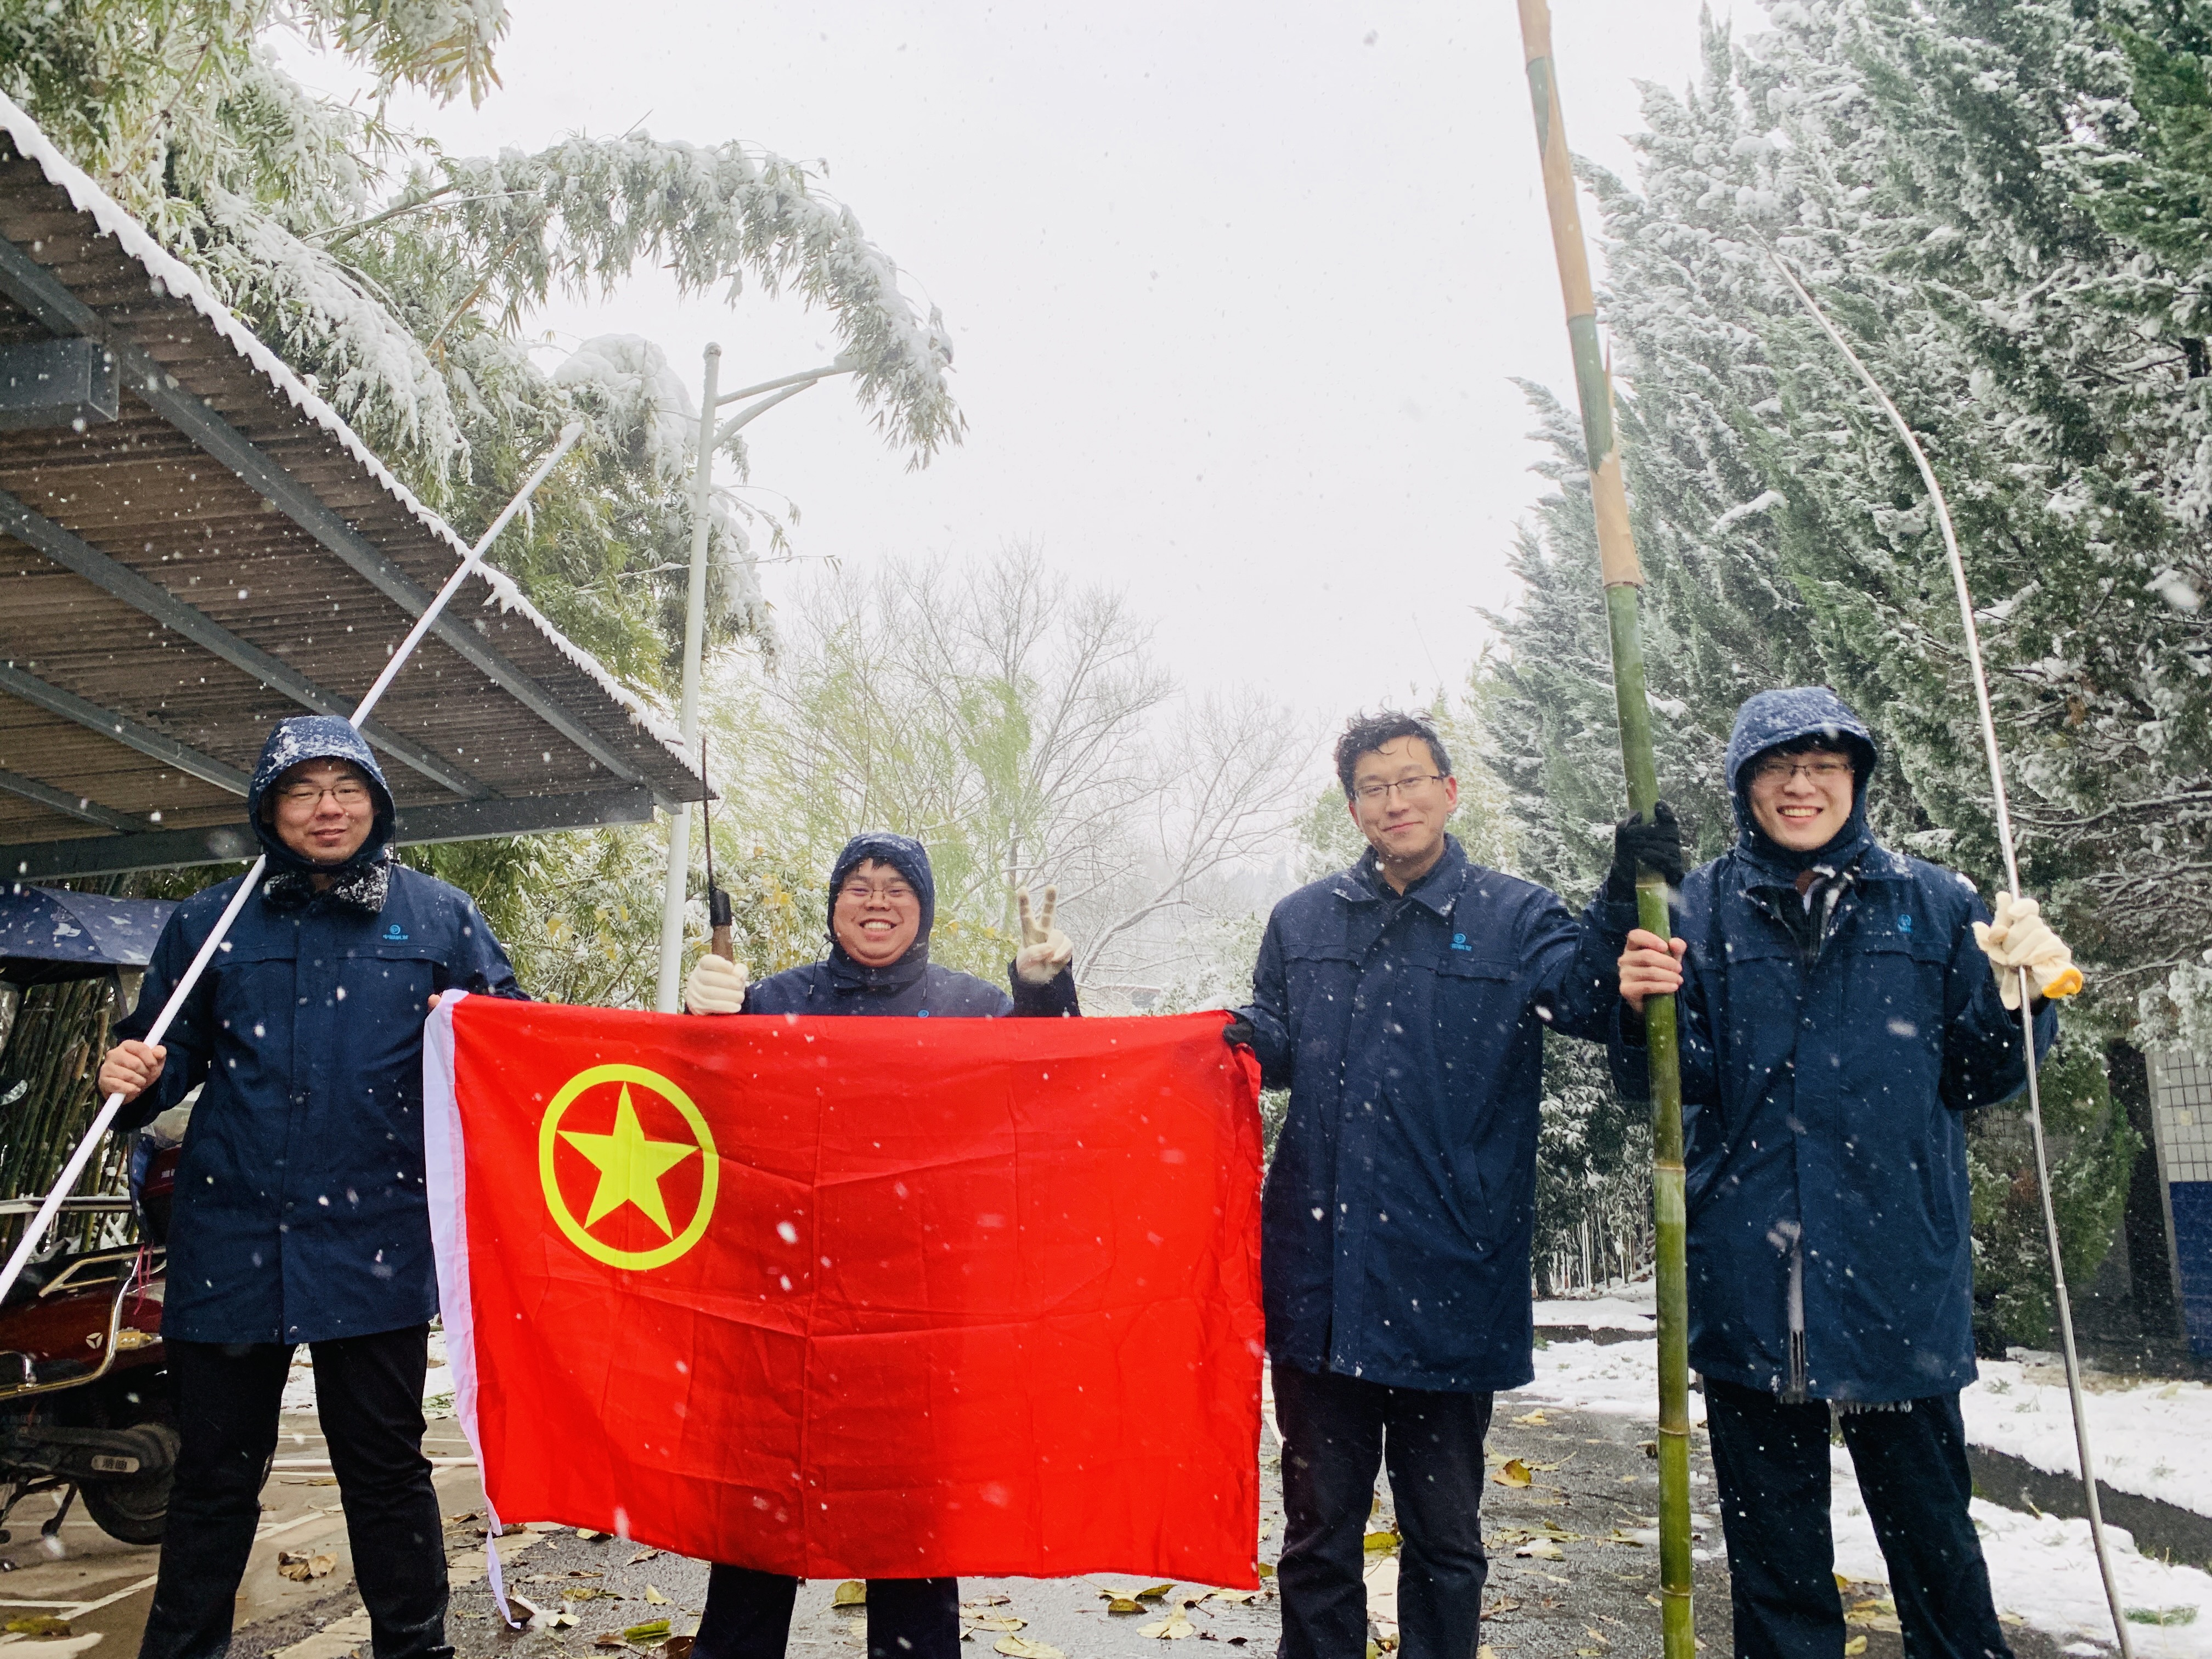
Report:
662,1639,695,1659
621,1621,673,1645
1512,1410,1549,1425
1105,1599,1146,1615
3,1618,71,1637
832,1582,867,1608
644,1588,669,1606
965,1617,1025,1633
1493,1459,1533,1488
1513,1539,1565,1561
275,1550,336,1582
1362,1530,1400,1553
1482,1598,1520,1618
593,1635,628,1649
962,1597,1012,1607
1206,1590,1256,1605
1843,1641,1868,1656
629,1549,662,1566
994,1640,1064,1659
1138,1613,1194,1640
1134,1584,1175,1601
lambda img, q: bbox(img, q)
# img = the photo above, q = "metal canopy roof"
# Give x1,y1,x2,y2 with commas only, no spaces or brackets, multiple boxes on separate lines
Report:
0,98,704,881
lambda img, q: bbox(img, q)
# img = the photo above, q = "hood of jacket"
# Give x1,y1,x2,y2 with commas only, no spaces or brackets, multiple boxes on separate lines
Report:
823,831,936,993
1723,687,1878,876
248,716,396,879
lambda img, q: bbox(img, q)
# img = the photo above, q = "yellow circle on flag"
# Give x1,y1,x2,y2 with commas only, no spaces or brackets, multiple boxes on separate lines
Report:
538,1064,718,1271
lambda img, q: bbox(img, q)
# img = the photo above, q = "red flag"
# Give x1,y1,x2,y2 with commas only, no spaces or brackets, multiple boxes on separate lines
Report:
425,997,1264,1587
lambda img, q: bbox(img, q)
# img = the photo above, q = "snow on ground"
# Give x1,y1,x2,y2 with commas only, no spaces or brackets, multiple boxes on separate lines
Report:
1533,1296,1657,1332
283,1325,454,1417
1829,1448,2212,1655
1512,1337,1708,1423
1964,1357,2212,1519
1512,1335,2212,1653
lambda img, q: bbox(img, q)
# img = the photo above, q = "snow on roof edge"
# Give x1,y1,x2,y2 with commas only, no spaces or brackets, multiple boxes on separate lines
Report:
0,91,692,775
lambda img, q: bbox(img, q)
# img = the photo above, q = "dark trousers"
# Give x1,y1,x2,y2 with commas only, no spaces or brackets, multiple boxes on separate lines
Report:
693,1566,959,1659
1273,1361,1493,1659
1705,1379,2013,1659
138,1325,449,1659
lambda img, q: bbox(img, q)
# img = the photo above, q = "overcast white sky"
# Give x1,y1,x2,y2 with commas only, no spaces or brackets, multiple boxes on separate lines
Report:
285,1,1720,728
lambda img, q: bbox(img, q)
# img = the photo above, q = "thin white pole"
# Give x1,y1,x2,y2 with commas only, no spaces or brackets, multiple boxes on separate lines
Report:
0,424,586,1308
1767,246,2137,1659
654,345,720,1013
653,358,850,1011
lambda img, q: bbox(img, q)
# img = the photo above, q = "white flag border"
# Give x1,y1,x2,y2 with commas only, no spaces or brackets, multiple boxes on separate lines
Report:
424,991,520,1626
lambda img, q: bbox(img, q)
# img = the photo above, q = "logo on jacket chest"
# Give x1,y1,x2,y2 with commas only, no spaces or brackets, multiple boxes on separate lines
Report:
539,1065,720,1270
382,923,409,941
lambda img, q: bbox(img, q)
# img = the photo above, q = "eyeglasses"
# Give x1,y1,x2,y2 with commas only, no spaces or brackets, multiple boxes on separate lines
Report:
1750,758,1853,787
1351,774,1448,804
275,780,371,808
838,879,916,905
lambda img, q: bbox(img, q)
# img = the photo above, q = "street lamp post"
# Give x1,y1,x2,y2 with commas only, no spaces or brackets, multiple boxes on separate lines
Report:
653,344,857,1012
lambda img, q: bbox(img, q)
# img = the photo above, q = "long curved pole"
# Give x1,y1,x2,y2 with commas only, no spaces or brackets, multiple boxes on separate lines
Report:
0,423,586,1307
1513,6,1694,1652
1765,247,2136,1659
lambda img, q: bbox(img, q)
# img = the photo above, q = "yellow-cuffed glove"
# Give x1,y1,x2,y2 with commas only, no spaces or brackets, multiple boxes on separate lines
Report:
1013,886,1075,986
684,952,748,1014
1972,893,2084,1011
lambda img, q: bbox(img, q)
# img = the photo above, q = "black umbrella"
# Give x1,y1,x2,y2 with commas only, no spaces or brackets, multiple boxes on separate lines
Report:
0,885,176,989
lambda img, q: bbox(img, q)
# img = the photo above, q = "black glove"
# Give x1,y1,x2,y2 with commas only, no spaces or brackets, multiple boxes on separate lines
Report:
1222,1015,1257,1051
1607,801,1684,902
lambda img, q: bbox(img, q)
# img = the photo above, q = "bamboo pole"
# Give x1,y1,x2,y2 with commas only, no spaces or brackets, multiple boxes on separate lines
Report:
1513,5,1694,1652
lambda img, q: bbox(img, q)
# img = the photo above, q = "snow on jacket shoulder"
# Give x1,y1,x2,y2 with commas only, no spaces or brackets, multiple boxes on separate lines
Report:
741,959,1080,1019
1596,843,2053,1402
1238,836,1617,1393
115,862,524,1345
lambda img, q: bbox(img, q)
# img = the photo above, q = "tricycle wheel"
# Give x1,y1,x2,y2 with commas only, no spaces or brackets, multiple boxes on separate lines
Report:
78,1422,178,1545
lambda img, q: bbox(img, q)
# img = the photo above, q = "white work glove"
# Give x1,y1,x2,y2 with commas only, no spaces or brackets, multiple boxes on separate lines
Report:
1972,893,2084,1011
684,952,748,1015
1013,887,1075,986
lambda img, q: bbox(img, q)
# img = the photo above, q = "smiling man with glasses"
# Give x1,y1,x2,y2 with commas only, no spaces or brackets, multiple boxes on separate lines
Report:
96,716,526,1659
1607,687,2079,1659
1226,710,1632,1659
680,830,1078,1659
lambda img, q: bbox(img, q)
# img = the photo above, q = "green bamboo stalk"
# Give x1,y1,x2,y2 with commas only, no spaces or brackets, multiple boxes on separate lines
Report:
1513,4,1693,1652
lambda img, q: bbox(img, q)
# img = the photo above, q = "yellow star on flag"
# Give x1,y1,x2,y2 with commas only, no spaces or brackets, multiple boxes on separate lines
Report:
559,1085,698,1237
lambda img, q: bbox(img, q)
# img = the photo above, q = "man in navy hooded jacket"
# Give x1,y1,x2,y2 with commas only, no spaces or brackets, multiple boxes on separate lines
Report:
1231,712,1621,1659
1610,689,2077,1659
99,716,524,1659
680,831,1078,1659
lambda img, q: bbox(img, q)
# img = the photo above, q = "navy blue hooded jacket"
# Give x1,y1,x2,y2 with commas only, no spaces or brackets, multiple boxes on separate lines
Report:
742,832,1079,1018
115,716,523,1344
1602,688,2053,1402
1237,834,1618,1392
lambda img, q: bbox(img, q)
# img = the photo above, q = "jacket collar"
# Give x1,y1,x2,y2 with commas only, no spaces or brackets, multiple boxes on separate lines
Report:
1329,835,1470,917
261,854,392,916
